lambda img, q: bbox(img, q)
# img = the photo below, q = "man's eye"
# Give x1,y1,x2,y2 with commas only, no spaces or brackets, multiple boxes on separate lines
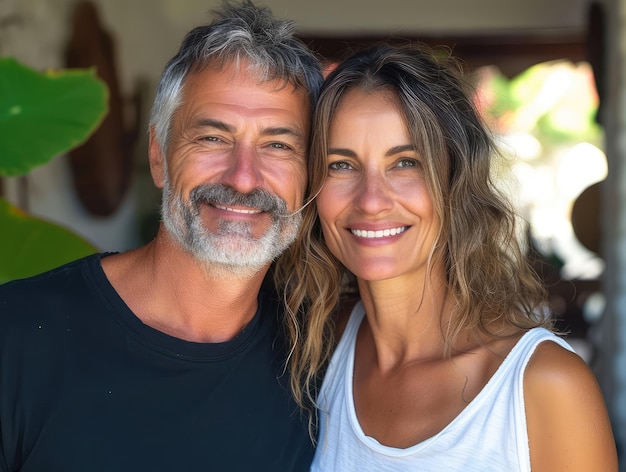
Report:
268,142,293,151
195,136,222,144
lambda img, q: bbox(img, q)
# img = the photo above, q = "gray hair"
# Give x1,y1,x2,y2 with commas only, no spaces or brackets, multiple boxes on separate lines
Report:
149,0,323,155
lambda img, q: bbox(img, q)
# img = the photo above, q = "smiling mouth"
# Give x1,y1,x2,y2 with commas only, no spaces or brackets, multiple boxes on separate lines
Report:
351,226,408,238
214,203,262,215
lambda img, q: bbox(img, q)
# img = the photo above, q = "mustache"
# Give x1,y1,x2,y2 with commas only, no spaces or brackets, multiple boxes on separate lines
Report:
189,184,290,218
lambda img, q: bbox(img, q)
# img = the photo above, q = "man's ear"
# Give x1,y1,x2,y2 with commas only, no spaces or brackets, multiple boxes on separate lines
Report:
148,127,165,189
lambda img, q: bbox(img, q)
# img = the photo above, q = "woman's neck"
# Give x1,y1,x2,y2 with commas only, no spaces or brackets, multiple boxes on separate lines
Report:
356,274,455,370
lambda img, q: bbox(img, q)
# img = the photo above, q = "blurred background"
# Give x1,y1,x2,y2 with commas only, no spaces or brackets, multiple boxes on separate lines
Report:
1,0,624,467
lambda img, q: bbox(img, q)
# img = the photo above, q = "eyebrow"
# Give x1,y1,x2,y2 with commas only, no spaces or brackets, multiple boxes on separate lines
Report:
328,144,416,157
194,118,234,133
386,144,416,156
194,118,305,142
261,126,305,142
328,147,356,158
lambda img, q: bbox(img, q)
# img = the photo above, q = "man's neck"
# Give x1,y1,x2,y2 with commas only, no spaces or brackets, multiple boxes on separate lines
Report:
101,231,269,343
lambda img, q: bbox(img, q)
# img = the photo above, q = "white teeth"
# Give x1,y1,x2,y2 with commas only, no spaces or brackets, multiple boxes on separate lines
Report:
351,226,407,238
214,204,260,214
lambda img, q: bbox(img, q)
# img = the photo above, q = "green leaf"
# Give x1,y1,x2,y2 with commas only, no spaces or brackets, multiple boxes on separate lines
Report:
0,198,98,284
0,57,108,177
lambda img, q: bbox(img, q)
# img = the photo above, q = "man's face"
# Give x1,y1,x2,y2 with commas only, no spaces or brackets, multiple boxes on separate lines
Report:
149,62,310,275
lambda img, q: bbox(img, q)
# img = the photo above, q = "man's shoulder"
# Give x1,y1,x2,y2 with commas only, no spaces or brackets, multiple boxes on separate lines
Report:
1,253,100,293
0,254,110,351
0,253,104,319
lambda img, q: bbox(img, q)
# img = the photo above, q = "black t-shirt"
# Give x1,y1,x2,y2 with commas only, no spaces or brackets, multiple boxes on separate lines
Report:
0,254,314,471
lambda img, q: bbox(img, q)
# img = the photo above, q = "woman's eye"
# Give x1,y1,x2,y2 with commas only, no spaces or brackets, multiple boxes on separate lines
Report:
329,161,353,171
397,158,419,168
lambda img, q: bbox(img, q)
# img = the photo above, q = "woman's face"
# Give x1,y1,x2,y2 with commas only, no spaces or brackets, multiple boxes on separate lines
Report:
316,88,441,283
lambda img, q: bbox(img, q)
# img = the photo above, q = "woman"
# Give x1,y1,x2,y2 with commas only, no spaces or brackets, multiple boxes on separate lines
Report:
276,44,618,470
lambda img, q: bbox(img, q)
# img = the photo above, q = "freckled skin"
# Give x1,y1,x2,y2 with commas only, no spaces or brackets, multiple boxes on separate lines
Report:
317,89,441,285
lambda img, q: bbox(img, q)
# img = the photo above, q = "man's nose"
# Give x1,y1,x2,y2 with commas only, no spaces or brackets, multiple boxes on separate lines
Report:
221,145,265,194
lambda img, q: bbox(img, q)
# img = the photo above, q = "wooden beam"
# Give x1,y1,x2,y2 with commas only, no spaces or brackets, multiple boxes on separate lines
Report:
299,33,586,77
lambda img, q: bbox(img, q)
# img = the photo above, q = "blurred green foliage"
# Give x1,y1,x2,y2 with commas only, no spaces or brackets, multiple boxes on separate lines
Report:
0,57,107,283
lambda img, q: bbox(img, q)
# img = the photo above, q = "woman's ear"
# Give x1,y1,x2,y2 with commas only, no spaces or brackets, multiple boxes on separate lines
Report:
148,127,165,189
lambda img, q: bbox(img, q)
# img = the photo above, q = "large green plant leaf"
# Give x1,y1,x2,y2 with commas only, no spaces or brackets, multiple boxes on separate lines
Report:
0,198,98,284
0,57,108,177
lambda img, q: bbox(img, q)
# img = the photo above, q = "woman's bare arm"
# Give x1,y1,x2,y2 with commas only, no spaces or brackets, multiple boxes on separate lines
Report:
525,341,618,472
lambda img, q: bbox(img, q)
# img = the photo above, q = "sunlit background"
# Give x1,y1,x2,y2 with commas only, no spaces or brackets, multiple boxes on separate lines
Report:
476,61,605,277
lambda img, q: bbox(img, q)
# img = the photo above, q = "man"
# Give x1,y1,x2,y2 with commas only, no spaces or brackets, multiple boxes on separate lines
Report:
0,2,323,470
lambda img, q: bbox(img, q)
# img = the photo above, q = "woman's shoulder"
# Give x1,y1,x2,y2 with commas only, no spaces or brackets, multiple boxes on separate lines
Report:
523,336,604,417
523,336,618,471
524,335,589,390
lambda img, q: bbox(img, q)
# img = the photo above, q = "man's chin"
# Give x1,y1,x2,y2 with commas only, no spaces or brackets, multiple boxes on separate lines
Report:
192,237,276,269
196,258,269,280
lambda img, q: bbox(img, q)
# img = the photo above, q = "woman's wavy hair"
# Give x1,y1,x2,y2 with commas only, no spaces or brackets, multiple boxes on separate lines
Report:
274,43,551,423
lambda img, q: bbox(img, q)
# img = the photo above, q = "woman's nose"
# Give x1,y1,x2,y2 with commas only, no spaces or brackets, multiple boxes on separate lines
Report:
353,172,394,215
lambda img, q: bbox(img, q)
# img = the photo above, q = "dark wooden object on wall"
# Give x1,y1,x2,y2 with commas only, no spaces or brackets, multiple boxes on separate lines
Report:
65,1,138,217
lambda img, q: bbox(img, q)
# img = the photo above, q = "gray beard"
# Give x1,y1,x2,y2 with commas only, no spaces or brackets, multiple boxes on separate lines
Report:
161,177,302,277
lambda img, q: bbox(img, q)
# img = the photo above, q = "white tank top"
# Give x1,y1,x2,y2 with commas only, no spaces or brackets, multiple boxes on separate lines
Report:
311,301,574,471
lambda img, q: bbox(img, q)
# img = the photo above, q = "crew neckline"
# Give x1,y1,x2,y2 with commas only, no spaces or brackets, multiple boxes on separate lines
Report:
83,253,265,362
